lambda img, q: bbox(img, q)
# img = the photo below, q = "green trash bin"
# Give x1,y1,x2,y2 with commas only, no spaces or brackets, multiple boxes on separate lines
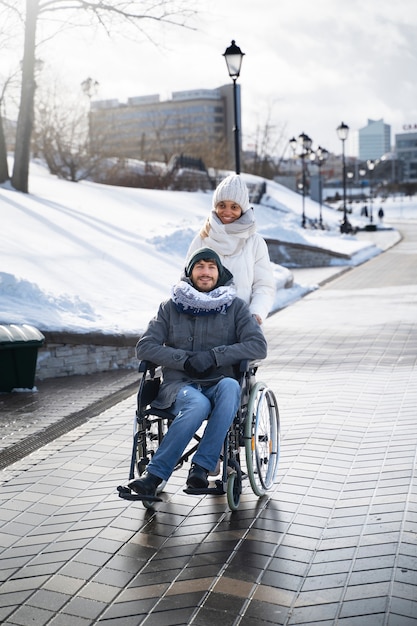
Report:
0,324,45,392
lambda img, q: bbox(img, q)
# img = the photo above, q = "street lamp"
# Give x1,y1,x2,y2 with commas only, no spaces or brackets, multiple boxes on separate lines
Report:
336,121,350,233
359,166,367,203
223,40,245,174
311,146,329,228
367,159,376,223
347,170,354,206
289,132,313,228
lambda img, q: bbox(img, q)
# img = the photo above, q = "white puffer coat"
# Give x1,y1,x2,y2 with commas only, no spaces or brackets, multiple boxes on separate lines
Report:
186,209,275,322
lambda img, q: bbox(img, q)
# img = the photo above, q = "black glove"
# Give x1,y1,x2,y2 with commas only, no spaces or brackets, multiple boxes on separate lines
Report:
184,350,216,378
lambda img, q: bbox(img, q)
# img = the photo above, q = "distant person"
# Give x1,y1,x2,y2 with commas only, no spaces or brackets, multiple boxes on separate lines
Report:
186,174,275,325
378,207,384,222
127,247,267,497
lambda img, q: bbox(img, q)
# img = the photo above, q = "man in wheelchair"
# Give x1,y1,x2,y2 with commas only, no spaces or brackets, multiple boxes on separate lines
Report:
127,247,267,499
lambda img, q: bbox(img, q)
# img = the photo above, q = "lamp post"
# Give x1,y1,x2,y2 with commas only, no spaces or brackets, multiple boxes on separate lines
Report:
336,121,350,233
223,40,245,174
312,146,329,229
347,170,354,207
289,132,313,228
357,167,367,218
367,159,375,223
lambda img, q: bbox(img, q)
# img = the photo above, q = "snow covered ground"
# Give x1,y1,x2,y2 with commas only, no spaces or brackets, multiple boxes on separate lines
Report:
1,161,415,335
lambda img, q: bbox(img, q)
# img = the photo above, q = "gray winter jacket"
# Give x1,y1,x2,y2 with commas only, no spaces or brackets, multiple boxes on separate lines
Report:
136,296,267,409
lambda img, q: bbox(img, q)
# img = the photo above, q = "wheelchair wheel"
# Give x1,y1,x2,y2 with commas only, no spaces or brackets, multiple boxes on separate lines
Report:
244,381,280,497
226,460,242,511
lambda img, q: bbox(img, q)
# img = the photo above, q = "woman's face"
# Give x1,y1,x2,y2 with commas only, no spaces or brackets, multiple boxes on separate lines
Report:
215,200,242,224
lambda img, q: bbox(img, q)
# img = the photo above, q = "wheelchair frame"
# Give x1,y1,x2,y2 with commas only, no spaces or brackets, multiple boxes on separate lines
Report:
117,359,280,510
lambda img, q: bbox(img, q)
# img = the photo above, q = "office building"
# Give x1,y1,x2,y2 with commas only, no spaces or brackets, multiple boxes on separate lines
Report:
89,84,239,169
358,119,391,161
395,129,417,182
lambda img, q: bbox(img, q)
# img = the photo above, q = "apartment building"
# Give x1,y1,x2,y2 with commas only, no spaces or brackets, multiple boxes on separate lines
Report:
89,84,238,169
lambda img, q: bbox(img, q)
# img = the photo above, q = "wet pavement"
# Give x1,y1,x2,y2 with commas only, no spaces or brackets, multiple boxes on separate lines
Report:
0,370,139,470
0,223,416,625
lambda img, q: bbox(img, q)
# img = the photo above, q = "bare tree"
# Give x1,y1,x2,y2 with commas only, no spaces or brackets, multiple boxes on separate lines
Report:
0,82,11,183
243,101,287,178
0,3,23,182
9,0,195,192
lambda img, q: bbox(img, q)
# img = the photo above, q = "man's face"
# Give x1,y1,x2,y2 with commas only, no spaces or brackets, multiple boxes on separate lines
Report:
191,259,219,292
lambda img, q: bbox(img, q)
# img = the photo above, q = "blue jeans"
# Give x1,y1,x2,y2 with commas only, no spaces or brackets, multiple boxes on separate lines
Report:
147,377,241,482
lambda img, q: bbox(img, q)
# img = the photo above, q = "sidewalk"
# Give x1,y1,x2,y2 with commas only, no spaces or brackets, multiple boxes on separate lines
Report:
0,223,415,626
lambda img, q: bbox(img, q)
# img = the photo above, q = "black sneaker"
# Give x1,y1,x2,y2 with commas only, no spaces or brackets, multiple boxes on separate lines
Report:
128,472,162,496
187,464,209,489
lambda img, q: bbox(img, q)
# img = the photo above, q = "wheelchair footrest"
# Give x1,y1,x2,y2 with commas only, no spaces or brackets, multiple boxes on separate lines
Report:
183,479,225,496
117,485,162,502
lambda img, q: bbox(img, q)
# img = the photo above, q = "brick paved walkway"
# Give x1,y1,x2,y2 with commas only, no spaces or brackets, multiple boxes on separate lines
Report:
0,223,416,626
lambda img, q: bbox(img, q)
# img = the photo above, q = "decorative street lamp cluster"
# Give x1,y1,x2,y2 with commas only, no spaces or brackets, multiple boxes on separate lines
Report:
366,159,376,223
359,166,367,209
289,133,312,228
356,160,379,223
311,146,329,229
223,40,245,175
336,121,351,234
347,170,354,205
289,133,329,229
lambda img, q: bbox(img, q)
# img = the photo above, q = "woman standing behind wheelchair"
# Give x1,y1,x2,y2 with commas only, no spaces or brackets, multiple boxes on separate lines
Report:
186,174,275,325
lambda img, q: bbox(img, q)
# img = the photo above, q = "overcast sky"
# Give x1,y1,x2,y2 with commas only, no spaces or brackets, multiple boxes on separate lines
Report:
5,0,417,159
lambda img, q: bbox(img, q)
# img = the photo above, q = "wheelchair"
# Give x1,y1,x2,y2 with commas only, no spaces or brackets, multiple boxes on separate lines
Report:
117,359,280,511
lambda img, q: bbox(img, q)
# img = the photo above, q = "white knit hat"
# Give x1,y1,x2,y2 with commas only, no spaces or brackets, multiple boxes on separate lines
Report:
212,174,250,213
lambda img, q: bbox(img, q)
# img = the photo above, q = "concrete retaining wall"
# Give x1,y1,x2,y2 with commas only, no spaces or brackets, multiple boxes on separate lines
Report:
36,332,138,380
265,239,350,267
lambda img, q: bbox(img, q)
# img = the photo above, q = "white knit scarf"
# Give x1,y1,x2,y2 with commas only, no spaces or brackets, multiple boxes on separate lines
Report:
200,209,257,255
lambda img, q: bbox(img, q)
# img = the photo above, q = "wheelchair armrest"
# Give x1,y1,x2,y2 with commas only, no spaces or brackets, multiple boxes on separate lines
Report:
239,359,260,373
138,360,159,378
239,359,250,373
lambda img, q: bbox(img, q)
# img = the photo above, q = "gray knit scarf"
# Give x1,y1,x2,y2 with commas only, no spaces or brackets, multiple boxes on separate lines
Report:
171,280,236,316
